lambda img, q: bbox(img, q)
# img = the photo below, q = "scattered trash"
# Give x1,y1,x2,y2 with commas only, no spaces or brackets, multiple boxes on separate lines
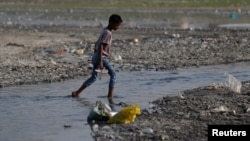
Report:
231,110,236,115
107,104,141,124
230,12,238,20
221,72,242,93
211,105,229,113
133,38,139,43
178,93,185,99
91,124,99,132
50,59,57,65
246,107,250,113
113,54,122,61
87,101,114,123
74,48,85,55
87,101,141,124
142,128,154,134
211,106,237,115
172,33,180,38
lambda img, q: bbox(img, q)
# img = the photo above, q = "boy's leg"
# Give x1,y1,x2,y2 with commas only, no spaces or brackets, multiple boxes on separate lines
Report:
108,87,114,98
72,85,86,97
72,64,99,97
103,58,116,97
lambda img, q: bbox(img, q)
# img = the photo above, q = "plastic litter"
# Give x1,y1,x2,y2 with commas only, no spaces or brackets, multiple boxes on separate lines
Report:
221,72,242,93
230,12,238,20
142,128,154,134
107,104,141,124
87,101,114,123
211,105,229,112
87,101,141,124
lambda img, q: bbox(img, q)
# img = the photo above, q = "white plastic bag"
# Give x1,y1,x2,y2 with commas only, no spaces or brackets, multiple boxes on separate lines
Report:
87,101,114,123
222,72,242,93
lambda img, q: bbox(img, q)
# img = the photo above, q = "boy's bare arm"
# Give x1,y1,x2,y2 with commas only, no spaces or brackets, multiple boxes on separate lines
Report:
98,44,105,69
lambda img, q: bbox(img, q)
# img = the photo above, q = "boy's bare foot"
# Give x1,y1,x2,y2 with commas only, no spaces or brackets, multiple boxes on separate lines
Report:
107,97,114,104
107,95,113,99
72,91,79,97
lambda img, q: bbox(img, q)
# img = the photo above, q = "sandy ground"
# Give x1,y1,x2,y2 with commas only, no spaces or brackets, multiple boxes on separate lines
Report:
1,17,250,140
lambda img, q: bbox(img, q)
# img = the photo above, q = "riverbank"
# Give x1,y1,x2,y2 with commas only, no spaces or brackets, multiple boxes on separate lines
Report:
1,26,250,88
93,81,250,140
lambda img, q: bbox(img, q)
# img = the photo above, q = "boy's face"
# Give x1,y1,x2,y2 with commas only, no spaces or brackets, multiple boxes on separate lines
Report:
111,22,121,30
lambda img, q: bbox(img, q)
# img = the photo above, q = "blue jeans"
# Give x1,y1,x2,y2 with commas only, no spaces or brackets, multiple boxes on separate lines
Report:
82,53,116,87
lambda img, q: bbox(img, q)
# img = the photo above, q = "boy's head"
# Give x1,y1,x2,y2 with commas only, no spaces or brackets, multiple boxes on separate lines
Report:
108,14,123,30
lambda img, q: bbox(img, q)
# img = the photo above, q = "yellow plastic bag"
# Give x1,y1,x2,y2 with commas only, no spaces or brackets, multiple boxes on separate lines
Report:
107,104,141,124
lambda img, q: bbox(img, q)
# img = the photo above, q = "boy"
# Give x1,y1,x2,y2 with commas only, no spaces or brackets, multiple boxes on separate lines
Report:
72,14,123,98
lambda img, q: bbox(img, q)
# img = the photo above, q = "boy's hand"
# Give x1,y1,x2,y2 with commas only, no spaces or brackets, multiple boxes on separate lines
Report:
95,65,108,74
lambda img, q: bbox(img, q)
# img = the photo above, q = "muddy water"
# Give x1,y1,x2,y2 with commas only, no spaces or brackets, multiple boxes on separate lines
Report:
1,9,250,29
1,62,250,141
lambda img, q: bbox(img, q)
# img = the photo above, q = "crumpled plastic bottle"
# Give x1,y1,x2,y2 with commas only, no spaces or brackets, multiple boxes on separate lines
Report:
222,72,242,93
87,101,113,123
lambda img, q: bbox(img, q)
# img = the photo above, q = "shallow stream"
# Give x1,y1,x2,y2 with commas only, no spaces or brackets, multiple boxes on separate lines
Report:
1,62,250,141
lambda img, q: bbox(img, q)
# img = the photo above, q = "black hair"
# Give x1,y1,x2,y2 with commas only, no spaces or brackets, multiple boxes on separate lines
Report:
109,14,123,24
